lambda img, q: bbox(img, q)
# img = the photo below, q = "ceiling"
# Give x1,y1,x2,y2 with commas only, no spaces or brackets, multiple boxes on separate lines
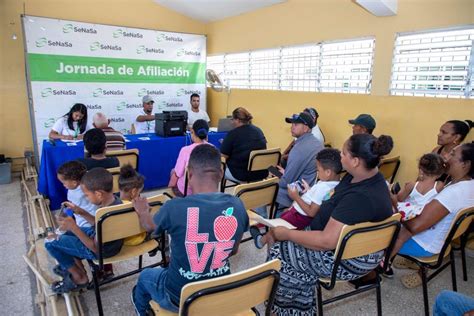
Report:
153,0,287,23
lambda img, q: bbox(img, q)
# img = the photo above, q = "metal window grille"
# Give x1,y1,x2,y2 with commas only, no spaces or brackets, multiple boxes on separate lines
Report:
206,37,375,94
390,27,474,98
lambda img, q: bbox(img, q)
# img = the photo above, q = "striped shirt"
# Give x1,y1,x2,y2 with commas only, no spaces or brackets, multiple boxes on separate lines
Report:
101,127,126,151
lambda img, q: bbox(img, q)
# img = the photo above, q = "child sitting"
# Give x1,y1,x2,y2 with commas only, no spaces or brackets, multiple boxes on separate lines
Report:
250,148,342,249
118,164,147,246
392,153,445,221
45,167,123,294
57,160,97,228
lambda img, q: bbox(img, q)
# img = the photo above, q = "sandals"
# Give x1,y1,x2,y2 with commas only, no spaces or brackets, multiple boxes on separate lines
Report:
401,272,422,289
249,226,264,249
392,256,419,270
51,276,88,294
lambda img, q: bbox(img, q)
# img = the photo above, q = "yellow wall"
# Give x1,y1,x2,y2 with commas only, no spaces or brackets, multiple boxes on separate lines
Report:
206,0,474,183
0,0,205,158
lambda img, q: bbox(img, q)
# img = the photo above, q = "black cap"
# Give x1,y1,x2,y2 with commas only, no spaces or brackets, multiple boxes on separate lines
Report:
348,114,376,130
285,112,315,129
304,107,319,120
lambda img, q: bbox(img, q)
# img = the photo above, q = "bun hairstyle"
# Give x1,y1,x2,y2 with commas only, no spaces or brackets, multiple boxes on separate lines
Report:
447,120,474,142
418,153,446,177
232,107,253,125
460,142,474,178
347,134,394,169
118,164,144,192
192,119,209,140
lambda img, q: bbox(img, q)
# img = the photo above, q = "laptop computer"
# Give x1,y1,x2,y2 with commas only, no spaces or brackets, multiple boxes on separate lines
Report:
217,118,234,132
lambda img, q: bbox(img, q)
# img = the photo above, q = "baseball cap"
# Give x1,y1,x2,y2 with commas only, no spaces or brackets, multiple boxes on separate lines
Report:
348,114,376,130
142,95,154,104
285,112,315,129
304,107,319,120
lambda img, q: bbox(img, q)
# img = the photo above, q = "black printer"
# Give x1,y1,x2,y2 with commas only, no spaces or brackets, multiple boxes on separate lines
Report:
155,111,188,137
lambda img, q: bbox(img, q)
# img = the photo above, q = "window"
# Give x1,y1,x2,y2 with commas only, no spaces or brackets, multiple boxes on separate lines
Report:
390,27,474,98
206,37,375,94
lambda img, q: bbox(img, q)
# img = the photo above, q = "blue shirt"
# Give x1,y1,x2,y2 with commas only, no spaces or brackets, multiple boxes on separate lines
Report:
153,192,249,304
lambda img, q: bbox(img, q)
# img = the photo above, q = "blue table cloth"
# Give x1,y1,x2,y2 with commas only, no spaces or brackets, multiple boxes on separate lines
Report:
38,132,226,210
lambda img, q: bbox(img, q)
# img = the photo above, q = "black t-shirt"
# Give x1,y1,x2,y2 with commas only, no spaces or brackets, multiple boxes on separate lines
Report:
77,157,119,170
98,195,124,258
220,124,268,181
310,172,393,231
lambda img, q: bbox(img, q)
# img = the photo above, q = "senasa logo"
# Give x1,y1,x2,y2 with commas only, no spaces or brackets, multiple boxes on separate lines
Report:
177,48,201,57
138,88,165,97
177,89,200,97
158,101,183,109
93,88,124,97
109,117,125,123
62,24,74,33
90,42,122,51
86,104,102,110
117,102,142,111
114,28,143,38
136,45,164,55
156,33,183,42
43,118,56,128
41,88,76,97
36,37,72,48
63,23,97,34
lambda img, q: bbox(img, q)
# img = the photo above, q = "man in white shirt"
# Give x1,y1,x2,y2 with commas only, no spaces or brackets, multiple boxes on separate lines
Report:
187,93,210,126
135,95,155,134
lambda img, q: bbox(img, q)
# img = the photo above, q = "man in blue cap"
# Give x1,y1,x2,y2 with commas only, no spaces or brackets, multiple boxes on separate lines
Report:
349,114,376,135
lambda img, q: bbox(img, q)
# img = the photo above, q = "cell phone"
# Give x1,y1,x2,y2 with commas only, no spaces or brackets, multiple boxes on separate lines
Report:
391,182,401,195
290,180,304,193
268,165,283,178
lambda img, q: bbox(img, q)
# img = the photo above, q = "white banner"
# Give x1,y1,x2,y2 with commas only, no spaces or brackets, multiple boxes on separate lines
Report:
22,15,207,154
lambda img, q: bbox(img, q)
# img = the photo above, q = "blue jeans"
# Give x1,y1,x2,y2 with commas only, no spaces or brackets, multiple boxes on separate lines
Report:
44,226,96,270
132,268,179,315
399,237,434,257
433,290,474,316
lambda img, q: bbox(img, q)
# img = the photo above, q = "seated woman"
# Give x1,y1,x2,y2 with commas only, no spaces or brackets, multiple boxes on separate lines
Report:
168,119,210,196
390,142,474,288
433,120,473,161
266,133,394,315
49,103,91,140
220,107,268,183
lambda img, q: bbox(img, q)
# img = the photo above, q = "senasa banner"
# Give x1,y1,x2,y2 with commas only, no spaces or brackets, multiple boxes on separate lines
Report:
22,15,206,155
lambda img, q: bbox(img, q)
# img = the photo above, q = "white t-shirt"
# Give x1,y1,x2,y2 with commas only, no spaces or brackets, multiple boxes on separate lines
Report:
293,180,339,216
52,116,92,137
67,186,98,228
312,124,325,145
187,109,210,126
413,180,474,254
135,110,155,134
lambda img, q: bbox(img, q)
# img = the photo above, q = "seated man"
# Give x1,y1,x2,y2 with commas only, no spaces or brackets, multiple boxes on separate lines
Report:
92,112,126,151
187,93,210,126
131,144,249,314
281,107,325,167
276,112,323,209
77,128,119,170
348,113,376,135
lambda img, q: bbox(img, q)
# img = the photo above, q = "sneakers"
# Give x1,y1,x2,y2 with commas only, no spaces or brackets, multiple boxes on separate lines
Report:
349,274,381,289
249,226,264,249
376,265,394,279
51,275,88,294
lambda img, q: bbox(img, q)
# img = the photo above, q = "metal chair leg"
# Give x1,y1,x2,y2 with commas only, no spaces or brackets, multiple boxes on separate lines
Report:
420,267,429,316
461,234,468,281
376,275,382,316
316,282,323,316
450,251,457,292
90,262,104,316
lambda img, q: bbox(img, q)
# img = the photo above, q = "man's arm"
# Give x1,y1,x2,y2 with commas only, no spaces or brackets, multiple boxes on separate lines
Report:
64,201,95,225
136,114,155,122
